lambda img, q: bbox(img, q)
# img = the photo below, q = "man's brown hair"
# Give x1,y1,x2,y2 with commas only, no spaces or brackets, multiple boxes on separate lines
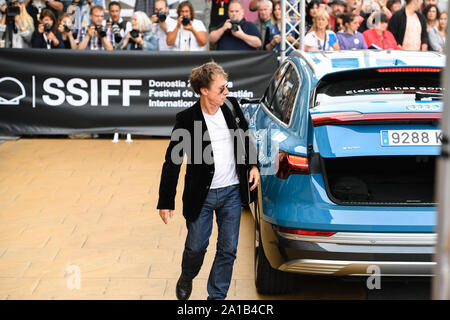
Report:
189,61,228,95
177,1,196,19
90,5,105,16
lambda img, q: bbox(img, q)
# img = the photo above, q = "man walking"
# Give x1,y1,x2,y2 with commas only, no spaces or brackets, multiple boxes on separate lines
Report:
157,61,260,300
151,0,176,50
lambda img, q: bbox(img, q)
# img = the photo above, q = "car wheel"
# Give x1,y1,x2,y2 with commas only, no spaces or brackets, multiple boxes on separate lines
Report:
254,205,296,295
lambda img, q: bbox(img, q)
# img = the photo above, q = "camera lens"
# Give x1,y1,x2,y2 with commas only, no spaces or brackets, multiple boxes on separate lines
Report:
230,20,240,32
95,25,106,38
182,16,190,26
6,2,21,17
130,29,139,38
44,23,52,33
156,10,167,22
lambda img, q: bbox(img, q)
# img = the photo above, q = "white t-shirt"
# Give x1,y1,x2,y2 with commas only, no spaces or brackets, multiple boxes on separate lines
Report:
202,108,240,189
168,18,207,51
304,30,338,51
152,16,177,51
403,13,422,51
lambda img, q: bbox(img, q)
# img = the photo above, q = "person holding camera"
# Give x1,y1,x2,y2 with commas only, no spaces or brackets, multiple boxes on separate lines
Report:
151,0,175,50
76,4,114,50
118,11,158,50
106,1,131,46
266,1,299,55
31,7,63,47
166,0,207,51
0,0,34,48
56,12,76,48
209,0,261,50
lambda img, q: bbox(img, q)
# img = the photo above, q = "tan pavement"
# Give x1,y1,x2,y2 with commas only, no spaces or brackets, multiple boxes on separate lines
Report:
0,138,365,300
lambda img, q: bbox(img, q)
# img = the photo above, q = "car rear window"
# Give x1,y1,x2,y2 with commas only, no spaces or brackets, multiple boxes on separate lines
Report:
315,68,442,100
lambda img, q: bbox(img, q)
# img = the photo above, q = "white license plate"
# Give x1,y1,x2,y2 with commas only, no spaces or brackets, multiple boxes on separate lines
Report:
381,130,442,146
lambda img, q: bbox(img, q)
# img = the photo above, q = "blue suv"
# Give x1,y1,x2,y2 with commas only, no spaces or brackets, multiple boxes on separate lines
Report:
243,50,444,294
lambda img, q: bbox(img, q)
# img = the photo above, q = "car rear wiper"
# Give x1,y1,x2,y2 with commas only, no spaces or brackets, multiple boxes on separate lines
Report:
416,92,443,101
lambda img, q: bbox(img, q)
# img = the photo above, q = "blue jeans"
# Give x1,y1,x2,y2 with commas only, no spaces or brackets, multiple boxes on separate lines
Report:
181,184,242,300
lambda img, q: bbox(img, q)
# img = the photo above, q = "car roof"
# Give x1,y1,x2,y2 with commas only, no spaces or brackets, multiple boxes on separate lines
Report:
290,50,445,80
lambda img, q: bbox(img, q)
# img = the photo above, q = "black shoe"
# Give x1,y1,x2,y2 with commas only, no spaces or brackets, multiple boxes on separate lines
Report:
176,276,192,300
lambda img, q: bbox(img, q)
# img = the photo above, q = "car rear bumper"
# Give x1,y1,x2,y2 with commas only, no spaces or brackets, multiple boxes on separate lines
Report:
278,259,435,276
261,219,436,277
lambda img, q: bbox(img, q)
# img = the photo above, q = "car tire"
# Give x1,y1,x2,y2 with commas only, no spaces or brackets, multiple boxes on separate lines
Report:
254,210,296,295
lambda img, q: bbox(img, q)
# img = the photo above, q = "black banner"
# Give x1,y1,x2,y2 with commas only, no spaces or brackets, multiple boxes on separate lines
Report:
0,49,277,136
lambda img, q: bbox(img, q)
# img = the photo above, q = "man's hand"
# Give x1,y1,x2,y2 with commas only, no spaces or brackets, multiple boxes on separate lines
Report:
159,209,174,224
231,25,245,39
230,24,262,48
248,166,260,191
176,16,184,28
87,25,96,37
223,19,232,31
183,20,194,32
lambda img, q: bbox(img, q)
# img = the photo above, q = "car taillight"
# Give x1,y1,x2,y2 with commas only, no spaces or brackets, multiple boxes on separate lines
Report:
311,112,441,127
276,226,336,237
376,67,441,73
276,150,309,179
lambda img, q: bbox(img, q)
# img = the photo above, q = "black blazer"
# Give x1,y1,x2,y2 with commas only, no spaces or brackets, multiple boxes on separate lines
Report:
157,97,258,222
31,31,65,49
388,8,428,47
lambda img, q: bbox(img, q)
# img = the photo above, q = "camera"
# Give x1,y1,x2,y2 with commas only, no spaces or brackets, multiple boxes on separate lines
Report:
110,21,122,42
130,29,139,38
44,23,52,33
155,10,166,22
230,20,240,32
95,25,106,38
181,16,190,26
63,24,72,32
110,21,121,34
5,0,20,17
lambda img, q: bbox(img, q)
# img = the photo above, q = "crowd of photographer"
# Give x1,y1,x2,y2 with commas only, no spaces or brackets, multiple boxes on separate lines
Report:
0,0,447,52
